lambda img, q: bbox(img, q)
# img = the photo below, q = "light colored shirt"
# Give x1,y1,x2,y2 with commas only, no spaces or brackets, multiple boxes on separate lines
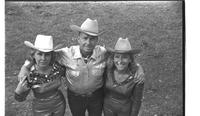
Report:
56,45,107,94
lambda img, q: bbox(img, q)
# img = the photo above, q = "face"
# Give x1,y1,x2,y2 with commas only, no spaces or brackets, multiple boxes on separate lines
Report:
34,50,52,68
78,32,98,53
114,53,131,71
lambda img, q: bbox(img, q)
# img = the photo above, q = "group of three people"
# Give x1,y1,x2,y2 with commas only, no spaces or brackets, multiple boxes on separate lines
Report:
14,18,145,116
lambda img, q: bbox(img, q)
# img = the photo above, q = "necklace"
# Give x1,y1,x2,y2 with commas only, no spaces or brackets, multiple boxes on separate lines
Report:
27,62,65,87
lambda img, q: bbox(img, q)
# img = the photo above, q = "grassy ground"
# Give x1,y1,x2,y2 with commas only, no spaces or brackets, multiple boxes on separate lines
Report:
5,1,183,116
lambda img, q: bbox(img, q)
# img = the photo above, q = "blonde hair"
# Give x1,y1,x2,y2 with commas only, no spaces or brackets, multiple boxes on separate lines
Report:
26,49,56,66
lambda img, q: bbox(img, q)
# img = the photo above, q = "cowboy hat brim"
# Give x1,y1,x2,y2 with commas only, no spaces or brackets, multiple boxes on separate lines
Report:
24,41,64,52
106,47,142,54
70,25,104,36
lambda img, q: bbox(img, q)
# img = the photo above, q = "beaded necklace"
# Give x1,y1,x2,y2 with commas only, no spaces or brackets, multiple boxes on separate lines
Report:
27,62,65,87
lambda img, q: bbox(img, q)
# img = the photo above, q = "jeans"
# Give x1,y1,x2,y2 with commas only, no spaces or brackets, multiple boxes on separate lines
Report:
67,87,104,116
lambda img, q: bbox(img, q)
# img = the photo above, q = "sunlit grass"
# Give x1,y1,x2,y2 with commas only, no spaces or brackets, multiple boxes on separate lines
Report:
5,1,183,116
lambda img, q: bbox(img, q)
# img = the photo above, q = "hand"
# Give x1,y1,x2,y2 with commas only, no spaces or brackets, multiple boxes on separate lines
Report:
18,71,29,82
32,84,45,93
106,55,113,69
15,76,30,94
32,82,52,93
54,48,63,52
32,79,61,93
134,65,145,84
18,60,33,81
32,84,41,88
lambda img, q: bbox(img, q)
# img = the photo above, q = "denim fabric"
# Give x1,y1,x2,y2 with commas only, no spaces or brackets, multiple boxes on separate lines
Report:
67,87,104,116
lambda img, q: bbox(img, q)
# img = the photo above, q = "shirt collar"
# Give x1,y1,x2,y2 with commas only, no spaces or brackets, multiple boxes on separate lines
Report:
73,45,99,60
73,46,82,59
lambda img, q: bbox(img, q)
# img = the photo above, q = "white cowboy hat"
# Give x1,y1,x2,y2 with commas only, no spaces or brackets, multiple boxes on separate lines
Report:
24,34,63,52
70,18,104,36
106,37,141,54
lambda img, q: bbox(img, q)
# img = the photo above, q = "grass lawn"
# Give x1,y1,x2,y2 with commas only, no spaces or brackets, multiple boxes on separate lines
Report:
5,1,183,116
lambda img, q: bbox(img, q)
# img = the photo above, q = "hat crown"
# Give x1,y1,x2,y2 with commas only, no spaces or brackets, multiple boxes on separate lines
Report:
114,38,132,51
34,35,53,51
81,18,99,34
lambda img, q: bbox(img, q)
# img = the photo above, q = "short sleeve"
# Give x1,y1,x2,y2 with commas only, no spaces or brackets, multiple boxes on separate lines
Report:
55,47,70,66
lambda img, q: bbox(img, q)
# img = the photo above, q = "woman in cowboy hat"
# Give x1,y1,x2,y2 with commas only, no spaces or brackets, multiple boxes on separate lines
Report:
17,18,145,116
103,37,145,116
14,34,66,116
17,18,107,116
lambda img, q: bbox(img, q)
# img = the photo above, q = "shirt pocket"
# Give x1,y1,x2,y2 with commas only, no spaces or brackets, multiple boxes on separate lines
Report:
91,63,106,76
92,68,104,76
66,69,80,80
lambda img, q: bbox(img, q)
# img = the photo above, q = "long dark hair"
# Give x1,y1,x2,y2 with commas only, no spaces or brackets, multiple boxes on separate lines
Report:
106,52,138,75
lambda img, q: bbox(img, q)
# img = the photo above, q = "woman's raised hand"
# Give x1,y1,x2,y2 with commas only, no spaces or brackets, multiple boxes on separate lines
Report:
15,76,30,94
134,64,145,83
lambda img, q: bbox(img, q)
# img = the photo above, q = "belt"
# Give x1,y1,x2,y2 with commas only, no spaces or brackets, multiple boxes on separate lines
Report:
68,87,103,97
33,89,59,99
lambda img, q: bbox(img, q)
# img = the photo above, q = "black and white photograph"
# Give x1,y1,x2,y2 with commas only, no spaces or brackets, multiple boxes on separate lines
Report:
5,1,183,116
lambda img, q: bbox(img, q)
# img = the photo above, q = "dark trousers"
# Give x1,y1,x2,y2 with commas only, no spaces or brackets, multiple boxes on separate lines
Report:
67,88,104,116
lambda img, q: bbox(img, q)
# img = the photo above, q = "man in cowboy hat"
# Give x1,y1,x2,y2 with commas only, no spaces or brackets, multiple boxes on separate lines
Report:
18,18,144,116
58,18,106,116
18,18,107,116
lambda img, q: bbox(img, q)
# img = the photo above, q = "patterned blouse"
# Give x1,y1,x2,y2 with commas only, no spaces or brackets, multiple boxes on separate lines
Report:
27,62,65,87
15,62,66,102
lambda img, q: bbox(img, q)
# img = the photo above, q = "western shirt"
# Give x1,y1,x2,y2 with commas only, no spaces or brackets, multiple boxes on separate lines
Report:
56,45,107,94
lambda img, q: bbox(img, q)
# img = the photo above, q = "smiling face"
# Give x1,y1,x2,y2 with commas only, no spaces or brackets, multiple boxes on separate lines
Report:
33,50,52,68
78,32,98,55
113,53,131,71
